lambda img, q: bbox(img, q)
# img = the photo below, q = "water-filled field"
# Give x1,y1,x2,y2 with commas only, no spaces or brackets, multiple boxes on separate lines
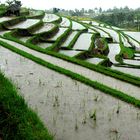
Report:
1,10,140,140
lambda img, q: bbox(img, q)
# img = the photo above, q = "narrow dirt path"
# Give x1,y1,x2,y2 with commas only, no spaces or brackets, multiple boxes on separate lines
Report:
0,37,140,100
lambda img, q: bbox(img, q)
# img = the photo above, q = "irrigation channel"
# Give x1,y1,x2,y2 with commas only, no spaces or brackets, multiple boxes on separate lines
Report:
1,45,140,140
0,37,140,100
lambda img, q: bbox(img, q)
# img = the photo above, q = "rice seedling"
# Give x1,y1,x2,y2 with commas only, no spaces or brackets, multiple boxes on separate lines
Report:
90,109,97,121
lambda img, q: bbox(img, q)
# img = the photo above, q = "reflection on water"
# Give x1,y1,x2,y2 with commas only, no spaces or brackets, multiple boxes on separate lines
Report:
85,57,104,64
61,31,78,47
8,19,40,29
108,43,120,63
112,65,140,78
48,28,68,41
59,50,82,57
73,33,92,50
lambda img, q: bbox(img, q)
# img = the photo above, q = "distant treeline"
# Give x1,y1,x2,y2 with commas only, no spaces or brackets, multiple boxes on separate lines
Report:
94,7,140,30
55,6,140,30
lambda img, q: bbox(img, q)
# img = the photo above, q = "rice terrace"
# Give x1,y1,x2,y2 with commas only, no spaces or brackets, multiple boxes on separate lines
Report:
1,0,140,140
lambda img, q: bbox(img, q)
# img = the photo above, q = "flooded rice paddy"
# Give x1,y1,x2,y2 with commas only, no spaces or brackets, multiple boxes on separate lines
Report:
33,23,55,34
99,27,119,42
60,17,71,27
90,26,110,38
48,28,68,41
59,50,82,57
61,31,79,48
1,46,140,140
112,65,140,78
7,19,40,29
43,14,60,23
108,43,120,63
37,42,53,49
0,38,140,100
123,59,140,66
0,17,13,23
72,21,86,30
73,33,93,50
124,31,140,42
85,57,104,65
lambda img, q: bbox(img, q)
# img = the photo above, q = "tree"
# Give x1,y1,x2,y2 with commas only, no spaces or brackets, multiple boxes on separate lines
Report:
99,7,102,13
6,0,13,6
53,8,60,13
5,0,22,16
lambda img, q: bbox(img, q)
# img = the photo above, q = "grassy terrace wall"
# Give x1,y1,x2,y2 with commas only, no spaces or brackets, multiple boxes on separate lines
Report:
67,29,92,50
46,27,72,51
53,14,62,24
114,32,135,64
13,20,44,36
2,17,26,29
3,31,140,87
0,72,53,140
1,39,140,110
28,25,59,44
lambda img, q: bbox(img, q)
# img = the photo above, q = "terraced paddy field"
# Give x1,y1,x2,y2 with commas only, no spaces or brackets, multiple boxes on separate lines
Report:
1,9,140,140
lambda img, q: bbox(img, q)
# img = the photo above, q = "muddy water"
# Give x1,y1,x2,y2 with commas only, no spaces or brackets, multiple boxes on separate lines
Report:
48,28,68,41
61,31,78,48
37,42,53,49
1,46,140,140
99,27,119,42
72,21,86,30
43,14,60,23
0,17,13,23
81,21,91,24
121,34,131,47
8,19,40,29
135,53,140,57
111,26,125,30
123,59,140,66
0,38,140,100
73,33,92,50
19,36,32,42
124,32,140,50
108,43,120,63
124,31,140,42
88,28,96,33
125,34,140,49
92,21,100,26
0,30,11,36
112,65,140,78
85,57,104,65
90,26,109,38
29,10,43,17
60,17,70,27
33,23,55,34
59,50,82,57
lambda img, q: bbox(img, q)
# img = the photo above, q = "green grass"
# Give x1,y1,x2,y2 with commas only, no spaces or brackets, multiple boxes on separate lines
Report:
1,39,140,110
0,72,53,140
